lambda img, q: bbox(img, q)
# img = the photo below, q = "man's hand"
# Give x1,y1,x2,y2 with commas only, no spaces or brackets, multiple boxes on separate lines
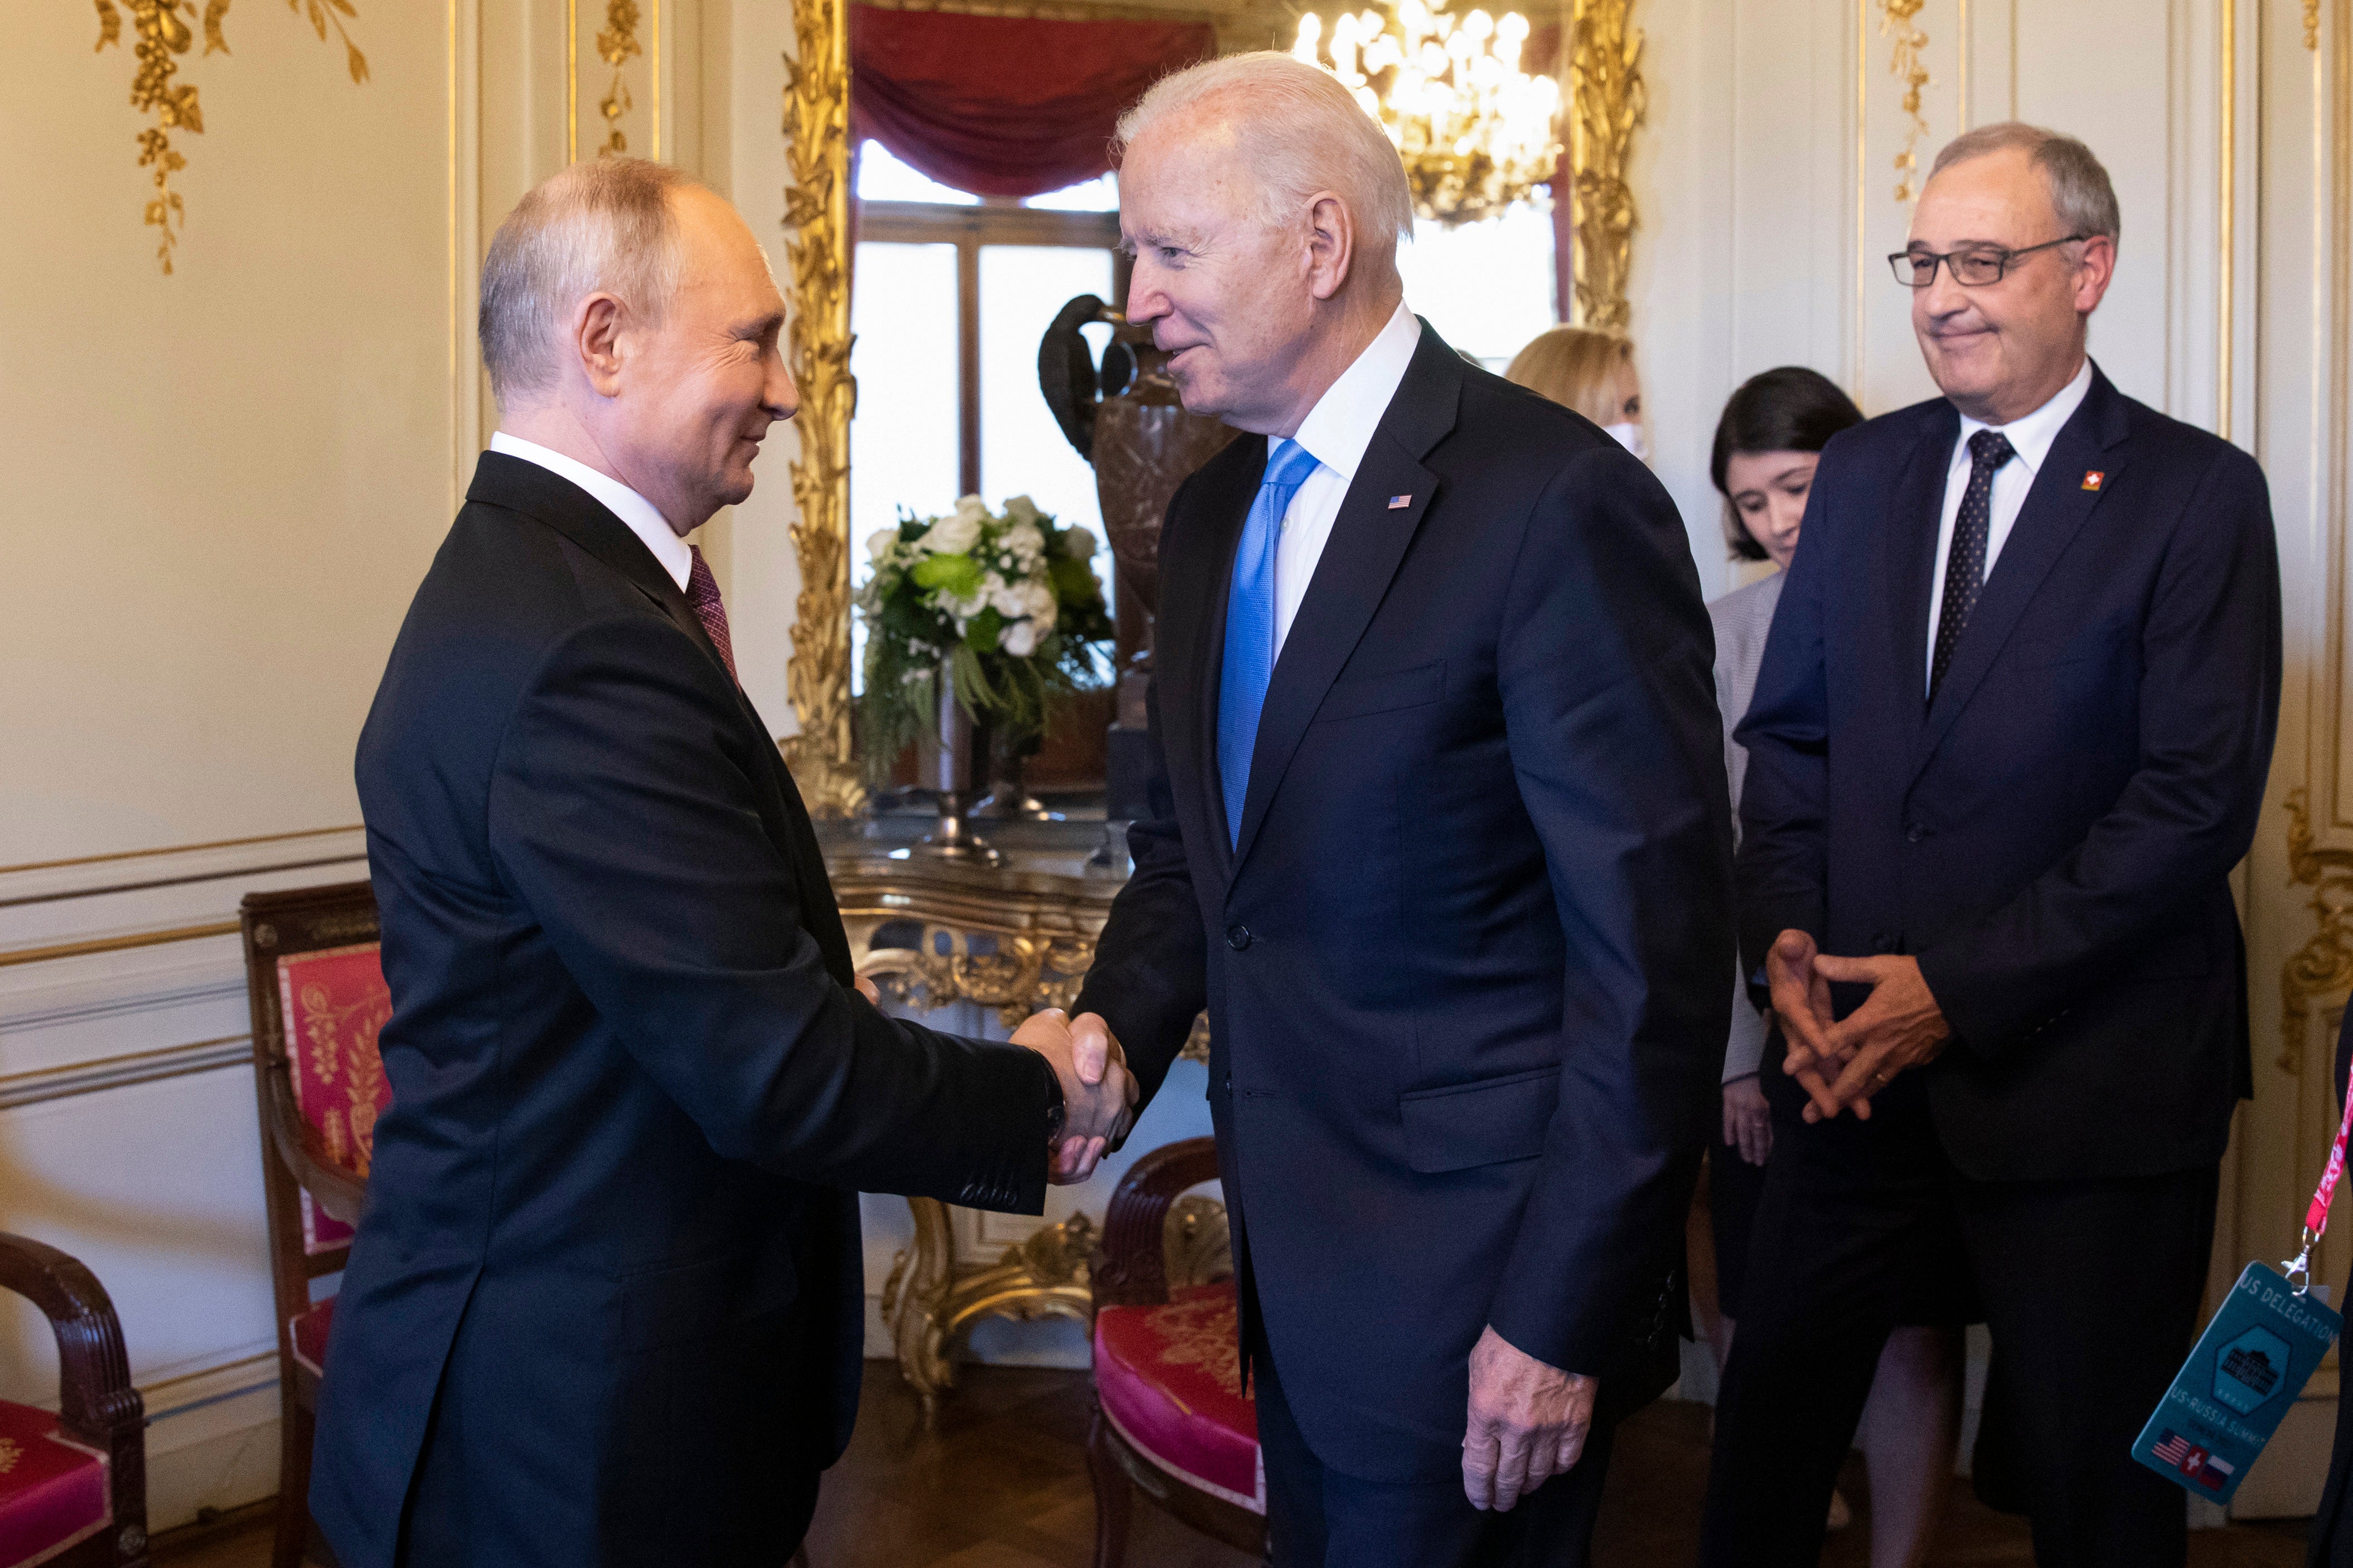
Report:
1764,929,1846,1120
1460,1326,1597,1512
1010,1008,1137,1183
854,975,882,1004
1802,954,1949,1122
1722,1074,1772,1166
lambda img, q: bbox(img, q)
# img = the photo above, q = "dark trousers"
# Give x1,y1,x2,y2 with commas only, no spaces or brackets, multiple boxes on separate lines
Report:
1251,1315,1614,1568
1700,1094,2216,1568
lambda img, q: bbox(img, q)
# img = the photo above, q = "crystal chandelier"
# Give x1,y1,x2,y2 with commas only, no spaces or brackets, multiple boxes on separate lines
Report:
1292,1,1563,227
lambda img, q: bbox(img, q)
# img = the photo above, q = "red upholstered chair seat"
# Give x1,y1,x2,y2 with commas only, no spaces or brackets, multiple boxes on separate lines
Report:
289,1298,336,1382
0,1400,109,1568
1091,1282,1261,1515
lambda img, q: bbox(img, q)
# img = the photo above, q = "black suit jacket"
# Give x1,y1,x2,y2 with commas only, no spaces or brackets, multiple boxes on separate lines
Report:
1075,324,1734,1483
313,453,1052,1568
1737,366,2281,1181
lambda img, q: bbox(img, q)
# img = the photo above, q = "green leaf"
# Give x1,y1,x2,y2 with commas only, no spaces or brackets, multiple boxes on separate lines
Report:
910,553,981,598
964,607,1004,653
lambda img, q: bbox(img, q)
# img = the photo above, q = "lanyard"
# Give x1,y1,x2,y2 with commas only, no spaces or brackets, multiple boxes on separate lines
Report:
2284,1080,2353,1297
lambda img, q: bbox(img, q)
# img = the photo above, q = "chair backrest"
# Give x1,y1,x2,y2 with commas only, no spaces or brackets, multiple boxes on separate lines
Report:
239,882,385,1328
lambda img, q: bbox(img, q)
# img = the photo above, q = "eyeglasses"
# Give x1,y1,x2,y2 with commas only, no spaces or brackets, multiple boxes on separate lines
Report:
1888,235,2089,288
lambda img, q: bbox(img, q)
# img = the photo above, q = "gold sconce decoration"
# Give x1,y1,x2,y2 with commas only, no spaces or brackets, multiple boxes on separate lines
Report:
776,0,868,818
94,0,369,274
1880,0,1930,202
2282,788,2353,1078
1566,0,1644,332
596,1,643,156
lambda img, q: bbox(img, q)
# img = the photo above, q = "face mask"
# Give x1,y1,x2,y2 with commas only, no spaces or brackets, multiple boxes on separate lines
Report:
1603,421,1648,462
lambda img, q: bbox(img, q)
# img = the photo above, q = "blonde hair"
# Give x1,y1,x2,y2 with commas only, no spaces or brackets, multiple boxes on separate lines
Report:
479,157,704,404
1505,326,1634,425
1112,52,1413,274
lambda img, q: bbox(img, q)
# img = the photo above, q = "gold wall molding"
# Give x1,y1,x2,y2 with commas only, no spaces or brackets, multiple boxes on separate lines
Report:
2282,789,2353,1079
595,1,643,156
1566,0,1644,332
94,0,370,274
777,0,866,818
2311,0,2324,52
1880,0,1930,202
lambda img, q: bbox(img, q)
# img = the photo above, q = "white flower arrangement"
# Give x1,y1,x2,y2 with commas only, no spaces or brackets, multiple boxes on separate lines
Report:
855,494,1112,779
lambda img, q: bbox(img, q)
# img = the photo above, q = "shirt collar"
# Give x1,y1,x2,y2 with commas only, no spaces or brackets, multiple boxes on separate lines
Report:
1955,357,2094,478
488,431,694,592
1289,299,1424,483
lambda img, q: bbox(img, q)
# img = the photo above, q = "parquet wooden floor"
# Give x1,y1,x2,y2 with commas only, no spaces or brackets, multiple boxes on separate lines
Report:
155,1362,2316,1567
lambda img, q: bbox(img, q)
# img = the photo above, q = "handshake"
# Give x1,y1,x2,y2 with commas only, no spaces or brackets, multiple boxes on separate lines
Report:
1013,1008,1138,1184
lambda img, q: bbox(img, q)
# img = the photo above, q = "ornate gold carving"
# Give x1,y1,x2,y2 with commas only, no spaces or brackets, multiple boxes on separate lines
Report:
595,1,643,157
1566,0,1645,332
2283,788,2353,1078
1881,0,1931,202
882,1205,1098,1419
863,927,1097,1028
778,0,866,817
2310,0,2324,51
94,0,368,274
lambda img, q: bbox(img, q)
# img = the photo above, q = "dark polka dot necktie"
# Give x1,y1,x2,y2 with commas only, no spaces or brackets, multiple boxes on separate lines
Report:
1930,429,2016,701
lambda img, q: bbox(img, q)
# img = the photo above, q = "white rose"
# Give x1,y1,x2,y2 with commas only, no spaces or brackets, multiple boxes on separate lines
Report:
921,511,981,556
986,575,1029,619
954,494,991,527
1061,527,1098,560
866,528,899,565
1003,494,1041,525
1008,524,1046,567
1023,582,1058,624
1001,619,1039,657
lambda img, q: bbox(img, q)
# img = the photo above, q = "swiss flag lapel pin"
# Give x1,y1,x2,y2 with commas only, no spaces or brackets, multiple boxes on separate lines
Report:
2082,470,2106,492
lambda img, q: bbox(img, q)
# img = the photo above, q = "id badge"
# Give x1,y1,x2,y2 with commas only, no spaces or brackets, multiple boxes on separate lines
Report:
2130,1261,2342,1504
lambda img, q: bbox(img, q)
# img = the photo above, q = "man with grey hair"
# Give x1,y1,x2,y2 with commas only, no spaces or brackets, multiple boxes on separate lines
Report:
1703,123,2280,1567
1072,51,1732,1567
313,157,1135,1568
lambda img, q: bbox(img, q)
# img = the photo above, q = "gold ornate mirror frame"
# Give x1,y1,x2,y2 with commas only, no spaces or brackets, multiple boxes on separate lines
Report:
775,0,1643,816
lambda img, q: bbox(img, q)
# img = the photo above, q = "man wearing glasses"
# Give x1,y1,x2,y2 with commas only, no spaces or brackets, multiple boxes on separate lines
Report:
1700,123,2281,1568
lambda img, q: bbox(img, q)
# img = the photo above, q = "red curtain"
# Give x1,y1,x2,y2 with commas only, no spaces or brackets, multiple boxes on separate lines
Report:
850,7,1217,200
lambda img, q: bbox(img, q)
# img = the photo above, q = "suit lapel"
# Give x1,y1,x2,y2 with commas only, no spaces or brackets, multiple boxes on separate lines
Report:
1229,330,1461,873
1913,370,2132,776
1160,438,1263,884
1882,410,1957,756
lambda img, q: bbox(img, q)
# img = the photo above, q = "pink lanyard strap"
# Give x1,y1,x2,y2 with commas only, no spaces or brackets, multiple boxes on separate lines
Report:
2284,1081,2353,1296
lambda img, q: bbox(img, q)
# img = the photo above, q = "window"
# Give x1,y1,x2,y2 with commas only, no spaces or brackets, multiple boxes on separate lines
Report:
848,142,1127,699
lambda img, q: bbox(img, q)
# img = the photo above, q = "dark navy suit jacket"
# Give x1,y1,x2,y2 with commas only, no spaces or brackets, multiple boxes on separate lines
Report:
1736,365,2281,1181
315,454,1052,1568
1076,324,1734,1483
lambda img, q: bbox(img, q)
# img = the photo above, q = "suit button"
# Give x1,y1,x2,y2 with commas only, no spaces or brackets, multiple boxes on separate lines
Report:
1227,925,1252,951
1905,822,1928,843
1872,933,1897,953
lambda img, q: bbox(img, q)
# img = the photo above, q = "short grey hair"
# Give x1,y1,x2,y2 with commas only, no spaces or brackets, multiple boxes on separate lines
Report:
1929,121,2121,246
1112,52,1414,269
479,157,702,404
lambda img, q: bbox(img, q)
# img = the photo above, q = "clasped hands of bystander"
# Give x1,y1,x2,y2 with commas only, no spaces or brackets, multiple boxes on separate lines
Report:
1764,929,1952,1123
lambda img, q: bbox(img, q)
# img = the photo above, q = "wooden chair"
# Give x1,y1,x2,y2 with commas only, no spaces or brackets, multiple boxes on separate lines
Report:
240,882,384,1568
0,1233,149,1567
1086,1137,1266,1567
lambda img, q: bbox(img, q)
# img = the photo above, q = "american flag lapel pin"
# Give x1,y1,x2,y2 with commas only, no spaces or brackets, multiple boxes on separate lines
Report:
1388,493,1413,509
2082,470,2106,492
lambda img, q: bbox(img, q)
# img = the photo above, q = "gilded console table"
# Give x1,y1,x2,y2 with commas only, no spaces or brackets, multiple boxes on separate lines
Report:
819,817,1213,1419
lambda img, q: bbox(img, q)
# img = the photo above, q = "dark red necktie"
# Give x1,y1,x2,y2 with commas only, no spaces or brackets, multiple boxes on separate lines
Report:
685,545,738,683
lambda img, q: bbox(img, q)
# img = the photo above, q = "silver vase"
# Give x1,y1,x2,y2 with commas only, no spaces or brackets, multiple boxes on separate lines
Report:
919,665,998,863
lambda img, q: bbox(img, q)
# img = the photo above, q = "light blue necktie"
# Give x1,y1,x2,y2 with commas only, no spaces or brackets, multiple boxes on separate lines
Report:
1217,438,1320,849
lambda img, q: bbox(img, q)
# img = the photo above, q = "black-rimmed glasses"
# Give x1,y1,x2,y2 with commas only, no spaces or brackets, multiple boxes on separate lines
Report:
1889,235,2089,288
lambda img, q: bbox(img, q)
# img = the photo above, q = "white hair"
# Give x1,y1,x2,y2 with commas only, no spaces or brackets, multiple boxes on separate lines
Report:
1929,122,2121,245
478,157,701,404
1112,52,1414,271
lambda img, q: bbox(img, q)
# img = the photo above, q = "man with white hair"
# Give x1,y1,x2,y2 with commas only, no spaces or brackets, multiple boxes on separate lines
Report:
1071,53,1732,1566
1705,124,2280,1567
312,158,1135,1568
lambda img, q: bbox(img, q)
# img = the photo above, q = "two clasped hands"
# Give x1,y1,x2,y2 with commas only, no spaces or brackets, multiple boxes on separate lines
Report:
1764,928,1953,1122
852,980,1138,1179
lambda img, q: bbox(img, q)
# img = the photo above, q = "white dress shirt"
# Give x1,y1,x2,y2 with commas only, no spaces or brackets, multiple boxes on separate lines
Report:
1272,299,1424,657
489,431,694,593
1922,358,2093,688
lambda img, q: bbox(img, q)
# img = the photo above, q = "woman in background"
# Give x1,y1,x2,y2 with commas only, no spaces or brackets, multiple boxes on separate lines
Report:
1505,325,1647,459
1701,366,1964,1568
